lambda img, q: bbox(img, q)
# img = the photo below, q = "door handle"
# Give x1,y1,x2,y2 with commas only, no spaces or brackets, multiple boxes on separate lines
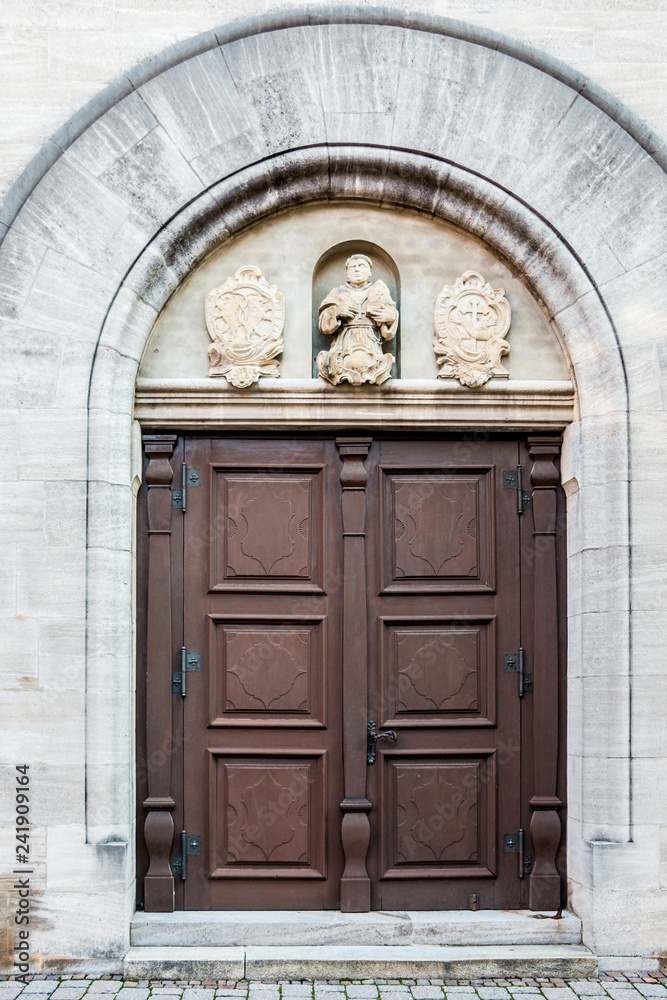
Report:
367,720,398,764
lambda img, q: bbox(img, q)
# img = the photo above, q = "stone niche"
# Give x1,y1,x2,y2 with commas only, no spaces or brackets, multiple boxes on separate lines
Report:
139,202,570,383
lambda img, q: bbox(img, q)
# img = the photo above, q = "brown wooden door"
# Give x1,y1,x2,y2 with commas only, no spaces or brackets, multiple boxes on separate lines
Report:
173,435,536,910
181,437,345,908
364,438,523,909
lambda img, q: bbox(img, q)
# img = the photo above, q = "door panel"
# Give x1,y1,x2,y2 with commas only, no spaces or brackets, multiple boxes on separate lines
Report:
380,617,496,727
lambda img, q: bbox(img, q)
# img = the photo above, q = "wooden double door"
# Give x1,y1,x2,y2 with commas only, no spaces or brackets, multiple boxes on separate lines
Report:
139,433,565,912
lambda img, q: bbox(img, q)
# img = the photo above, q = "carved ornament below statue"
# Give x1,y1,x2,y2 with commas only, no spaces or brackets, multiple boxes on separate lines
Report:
317,254,398,385
205,265,285,388
433,270,511,388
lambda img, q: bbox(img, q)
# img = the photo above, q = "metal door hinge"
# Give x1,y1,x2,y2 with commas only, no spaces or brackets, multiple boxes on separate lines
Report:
504,829,526,879
504,648,532,697
172,648,201,696
172,464,200,511
502,467,532,514
171,831,201,881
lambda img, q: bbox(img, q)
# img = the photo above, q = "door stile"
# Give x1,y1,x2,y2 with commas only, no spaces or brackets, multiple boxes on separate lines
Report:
526,435,563,909
142,434,179,912
336,437,373,912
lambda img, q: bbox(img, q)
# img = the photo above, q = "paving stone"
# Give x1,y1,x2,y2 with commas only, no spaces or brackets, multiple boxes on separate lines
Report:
345,991,378,999
478,992,511,1000
635,990,667,997
543,991,579,1000
411,991,444,999
569,989,607,998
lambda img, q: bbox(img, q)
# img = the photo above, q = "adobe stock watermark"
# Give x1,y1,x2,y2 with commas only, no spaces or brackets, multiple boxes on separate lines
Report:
13,764,32,981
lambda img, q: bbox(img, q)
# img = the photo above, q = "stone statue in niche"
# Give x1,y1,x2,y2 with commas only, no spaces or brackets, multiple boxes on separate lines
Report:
433,270,511,388
205,265,285,387
317,254,398,385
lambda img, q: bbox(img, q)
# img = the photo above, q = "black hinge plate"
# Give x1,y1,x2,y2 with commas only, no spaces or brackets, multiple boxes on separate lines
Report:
504,833,521,853
502,469,532,510
504,652,520,672
172,835,201,878
172,468,200,508
172,652,201,693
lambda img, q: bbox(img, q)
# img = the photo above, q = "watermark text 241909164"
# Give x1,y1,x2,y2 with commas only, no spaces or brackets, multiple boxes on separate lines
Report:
14,764,32,980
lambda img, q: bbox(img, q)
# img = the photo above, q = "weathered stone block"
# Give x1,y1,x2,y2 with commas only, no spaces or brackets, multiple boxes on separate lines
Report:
456,51,577,186
38,617,86,692
0,615,38,688
18,247,115,344
19,406,88,481
0,690,84,762
12,154,131,268
16,545,86,619
139,47,250,163
312,23,403,114
190,128,264,187
0,481,45,546
67,89,158,178
99,125,202,228
0,229,46,321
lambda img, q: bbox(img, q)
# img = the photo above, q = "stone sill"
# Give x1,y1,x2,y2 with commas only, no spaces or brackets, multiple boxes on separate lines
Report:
134,378,575,431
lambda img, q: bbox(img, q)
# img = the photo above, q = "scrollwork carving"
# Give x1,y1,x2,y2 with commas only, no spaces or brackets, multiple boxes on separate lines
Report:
205,265,285,387
433,270,511,388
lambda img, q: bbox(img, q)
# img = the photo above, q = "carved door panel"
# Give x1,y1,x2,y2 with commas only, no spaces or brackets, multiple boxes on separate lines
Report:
181,438,344,909
364,439,524,909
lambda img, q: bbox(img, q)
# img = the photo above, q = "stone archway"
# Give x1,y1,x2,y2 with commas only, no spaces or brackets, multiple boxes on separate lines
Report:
1,10,664,966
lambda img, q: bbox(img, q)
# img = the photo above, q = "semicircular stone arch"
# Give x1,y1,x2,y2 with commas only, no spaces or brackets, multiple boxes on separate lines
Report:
1,11,665,966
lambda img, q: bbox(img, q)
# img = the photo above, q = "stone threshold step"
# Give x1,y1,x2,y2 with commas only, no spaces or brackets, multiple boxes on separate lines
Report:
131,909,582,948
124,944,597,980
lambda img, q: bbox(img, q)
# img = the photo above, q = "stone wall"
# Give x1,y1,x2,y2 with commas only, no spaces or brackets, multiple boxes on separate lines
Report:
2,0,667,206
0,2,666,973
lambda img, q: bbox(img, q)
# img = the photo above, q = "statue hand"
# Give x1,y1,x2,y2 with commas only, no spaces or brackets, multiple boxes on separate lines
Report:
337,304,358,320
369,305,396,325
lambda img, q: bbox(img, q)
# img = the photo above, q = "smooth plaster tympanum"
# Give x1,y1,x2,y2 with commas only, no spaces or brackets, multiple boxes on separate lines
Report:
139,203,570,383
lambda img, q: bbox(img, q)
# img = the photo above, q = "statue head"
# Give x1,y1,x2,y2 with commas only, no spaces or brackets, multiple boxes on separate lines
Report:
345,254,372,287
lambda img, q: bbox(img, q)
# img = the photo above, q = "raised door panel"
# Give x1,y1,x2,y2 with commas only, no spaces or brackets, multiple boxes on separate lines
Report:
379,752,496,879
209,753,326,879
381,469,495,593
208,616,326,727
381,617,496,727
210,469,324,592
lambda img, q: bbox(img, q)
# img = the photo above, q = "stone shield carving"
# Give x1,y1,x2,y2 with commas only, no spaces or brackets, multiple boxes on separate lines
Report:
433,270,511,388
205,265,285,387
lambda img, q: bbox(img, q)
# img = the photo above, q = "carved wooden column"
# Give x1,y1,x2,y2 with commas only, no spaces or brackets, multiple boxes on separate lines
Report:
527,435,563,910
142,434,177,912
336,437,372,912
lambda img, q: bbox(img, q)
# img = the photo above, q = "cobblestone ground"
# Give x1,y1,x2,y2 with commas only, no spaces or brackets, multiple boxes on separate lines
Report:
0,973,666,1000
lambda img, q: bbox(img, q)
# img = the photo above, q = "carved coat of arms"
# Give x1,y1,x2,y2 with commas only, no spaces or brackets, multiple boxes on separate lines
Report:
433,270,511,388
205,265,285,387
